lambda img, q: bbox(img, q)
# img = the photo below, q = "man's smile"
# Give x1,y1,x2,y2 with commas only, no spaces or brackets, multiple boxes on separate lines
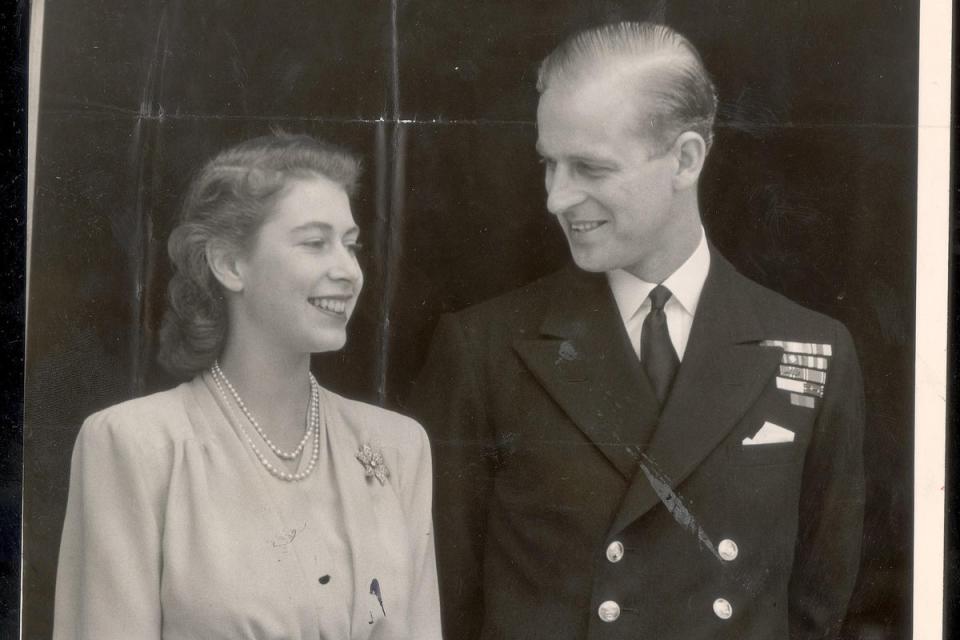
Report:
567,220,607,233
569,220,608,233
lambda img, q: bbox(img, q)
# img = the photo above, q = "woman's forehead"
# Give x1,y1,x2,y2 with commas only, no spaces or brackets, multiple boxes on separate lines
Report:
267,175,355,230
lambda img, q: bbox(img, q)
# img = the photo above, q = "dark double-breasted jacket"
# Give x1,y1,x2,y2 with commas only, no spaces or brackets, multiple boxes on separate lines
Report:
411,249,865,640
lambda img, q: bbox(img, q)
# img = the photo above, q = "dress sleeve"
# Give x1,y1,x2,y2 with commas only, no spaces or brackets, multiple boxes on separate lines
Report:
53,409,167,640
788,322,866,639
400,422,443,640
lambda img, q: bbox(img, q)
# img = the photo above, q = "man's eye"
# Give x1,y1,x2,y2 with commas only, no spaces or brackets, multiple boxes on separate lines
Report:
539,158,557,171
575,162,606,178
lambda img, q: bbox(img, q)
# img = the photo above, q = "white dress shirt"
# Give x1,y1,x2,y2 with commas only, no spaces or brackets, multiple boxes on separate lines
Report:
606,229,711,361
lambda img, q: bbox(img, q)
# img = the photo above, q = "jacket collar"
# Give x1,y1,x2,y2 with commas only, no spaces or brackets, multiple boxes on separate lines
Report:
515,264,660,479
608,248,781,534
514,249,782,532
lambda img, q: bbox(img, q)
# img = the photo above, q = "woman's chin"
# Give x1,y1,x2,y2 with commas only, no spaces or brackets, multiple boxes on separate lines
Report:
308,330,348,354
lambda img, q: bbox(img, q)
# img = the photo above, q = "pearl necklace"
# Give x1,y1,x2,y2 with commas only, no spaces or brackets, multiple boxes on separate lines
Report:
210,363,323,482
212,361,313,460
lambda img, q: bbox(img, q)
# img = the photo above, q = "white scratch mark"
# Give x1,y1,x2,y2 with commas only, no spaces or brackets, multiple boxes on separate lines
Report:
638,456,720,560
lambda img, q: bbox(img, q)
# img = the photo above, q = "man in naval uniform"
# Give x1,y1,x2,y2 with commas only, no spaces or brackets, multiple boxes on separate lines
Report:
411,21,865,640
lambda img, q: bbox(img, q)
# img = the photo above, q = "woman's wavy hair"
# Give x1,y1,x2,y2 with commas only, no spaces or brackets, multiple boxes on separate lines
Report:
157,132,361,379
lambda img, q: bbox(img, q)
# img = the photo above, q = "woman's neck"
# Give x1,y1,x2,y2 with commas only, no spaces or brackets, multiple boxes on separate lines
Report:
216,339,314,451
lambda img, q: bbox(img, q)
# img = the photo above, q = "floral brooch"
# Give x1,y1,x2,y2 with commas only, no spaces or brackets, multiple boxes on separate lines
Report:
356,443,390,485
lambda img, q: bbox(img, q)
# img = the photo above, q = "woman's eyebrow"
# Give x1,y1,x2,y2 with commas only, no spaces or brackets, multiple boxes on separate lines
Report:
289,221,333,234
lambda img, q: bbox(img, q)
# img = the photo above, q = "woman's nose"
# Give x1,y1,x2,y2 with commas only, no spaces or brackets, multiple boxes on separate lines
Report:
329,244,363,286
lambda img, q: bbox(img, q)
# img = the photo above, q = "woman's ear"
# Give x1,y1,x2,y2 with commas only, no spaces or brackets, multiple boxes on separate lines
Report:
206,240,245,293
671,131,707,191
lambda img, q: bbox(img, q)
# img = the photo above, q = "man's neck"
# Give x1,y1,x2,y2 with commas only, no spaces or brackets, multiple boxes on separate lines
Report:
625,215,703,283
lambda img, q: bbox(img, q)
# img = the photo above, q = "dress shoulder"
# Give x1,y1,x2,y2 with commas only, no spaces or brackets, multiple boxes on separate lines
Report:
78,380,199,453
321,389,433,499
322,388,429,452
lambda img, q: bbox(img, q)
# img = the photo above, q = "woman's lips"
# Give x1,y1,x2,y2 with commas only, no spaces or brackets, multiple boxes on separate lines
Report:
309,296,350,316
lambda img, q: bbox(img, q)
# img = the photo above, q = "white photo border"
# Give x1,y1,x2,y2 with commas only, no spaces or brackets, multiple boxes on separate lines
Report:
914,0,951,637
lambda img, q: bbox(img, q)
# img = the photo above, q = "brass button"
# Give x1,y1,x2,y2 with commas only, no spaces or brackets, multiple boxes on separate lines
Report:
598,600,621,622
713,597,733,620
718,539,739,561
606,540,625,563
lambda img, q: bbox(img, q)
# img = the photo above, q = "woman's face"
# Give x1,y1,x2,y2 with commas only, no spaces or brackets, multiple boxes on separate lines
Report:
231,174,364,356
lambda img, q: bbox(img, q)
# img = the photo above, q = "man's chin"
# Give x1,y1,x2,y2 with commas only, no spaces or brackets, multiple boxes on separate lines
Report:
570,250,615,274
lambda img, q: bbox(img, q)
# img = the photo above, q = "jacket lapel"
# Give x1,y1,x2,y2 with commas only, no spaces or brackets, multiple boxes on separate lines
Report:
609,251,782,535
513,267,659,480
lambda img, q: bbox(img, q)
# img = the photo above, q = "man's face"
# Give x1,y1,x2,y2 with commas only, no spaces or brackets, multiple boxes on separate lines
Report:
536,72,682,276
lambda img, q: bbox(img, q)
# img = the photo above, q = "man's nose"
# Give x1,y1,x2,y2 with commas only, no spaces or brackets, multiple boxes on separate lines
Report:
545,166,585,215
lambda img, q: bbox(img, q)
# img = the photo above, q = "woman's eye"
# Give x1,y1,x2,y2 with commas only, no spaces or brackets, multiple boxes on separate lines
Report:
304,239,328,249
346,242,363,256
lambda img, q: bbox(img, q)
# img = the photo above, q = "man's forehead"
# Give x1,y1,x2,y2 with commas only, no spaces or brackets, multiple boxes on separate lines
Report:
543,51,672,98
534,138,614,163
540,63,661,119
534,128,636,168
536,78,650,153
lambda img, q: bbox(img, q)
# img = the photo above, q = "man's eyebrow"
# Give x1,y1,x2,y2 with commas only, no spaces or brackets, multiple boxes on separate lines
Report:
534,143,613,166
568,153,615,165
290,221,361,237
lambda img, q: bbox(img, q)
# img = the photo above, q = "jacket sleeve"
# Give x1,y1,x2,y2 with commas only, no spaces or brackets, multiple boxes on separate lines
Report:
788,322,866,639
408,313,495,640
53,410,166,640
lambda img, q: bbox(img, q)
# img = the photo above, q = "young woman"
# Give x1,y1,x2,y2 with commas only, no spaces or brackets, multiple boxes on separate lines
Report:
53,134,441,639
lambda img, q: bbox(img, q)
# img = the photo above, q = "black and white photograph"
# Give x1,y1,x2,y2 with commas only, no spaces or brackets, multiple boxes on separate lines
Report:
20,1,950,638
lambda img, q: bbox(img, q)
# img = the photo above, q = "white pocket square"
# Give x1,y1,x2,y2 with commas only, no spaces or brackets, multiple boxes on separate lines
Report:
742,421,795,446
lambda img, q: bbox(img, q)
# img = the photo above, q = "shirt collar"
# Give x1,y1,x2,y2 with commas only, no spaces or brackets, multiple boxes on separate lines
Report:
606,228,711,322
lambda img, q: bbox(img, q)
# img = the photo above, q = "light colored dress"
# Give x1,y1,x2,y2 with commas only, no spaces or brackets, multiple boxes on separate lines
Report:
53,373,442,640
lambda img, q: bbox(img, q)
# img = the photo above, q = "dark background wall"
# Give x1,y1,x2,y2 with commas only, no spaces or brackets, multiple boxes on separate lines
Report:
24,1,917,638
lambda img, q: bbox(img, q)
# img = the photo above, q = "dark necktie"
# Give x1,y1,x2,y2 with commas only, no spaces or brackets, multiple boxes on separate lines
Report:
641,285,680,407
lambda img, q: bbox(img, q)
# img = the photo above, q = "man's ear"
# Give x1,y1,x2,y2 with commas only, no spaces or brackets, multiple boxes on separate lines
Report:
206,239,245,293
672,131,707,190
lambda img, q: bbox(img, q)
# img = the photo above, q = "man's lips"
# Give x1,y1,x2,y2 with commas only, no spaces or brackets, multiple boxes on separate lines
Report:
568,220,607,233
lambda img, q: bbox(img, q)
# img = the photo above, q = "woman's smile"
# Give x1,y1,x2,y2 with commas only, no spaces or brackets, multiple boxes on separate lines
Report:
309,295,352,317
